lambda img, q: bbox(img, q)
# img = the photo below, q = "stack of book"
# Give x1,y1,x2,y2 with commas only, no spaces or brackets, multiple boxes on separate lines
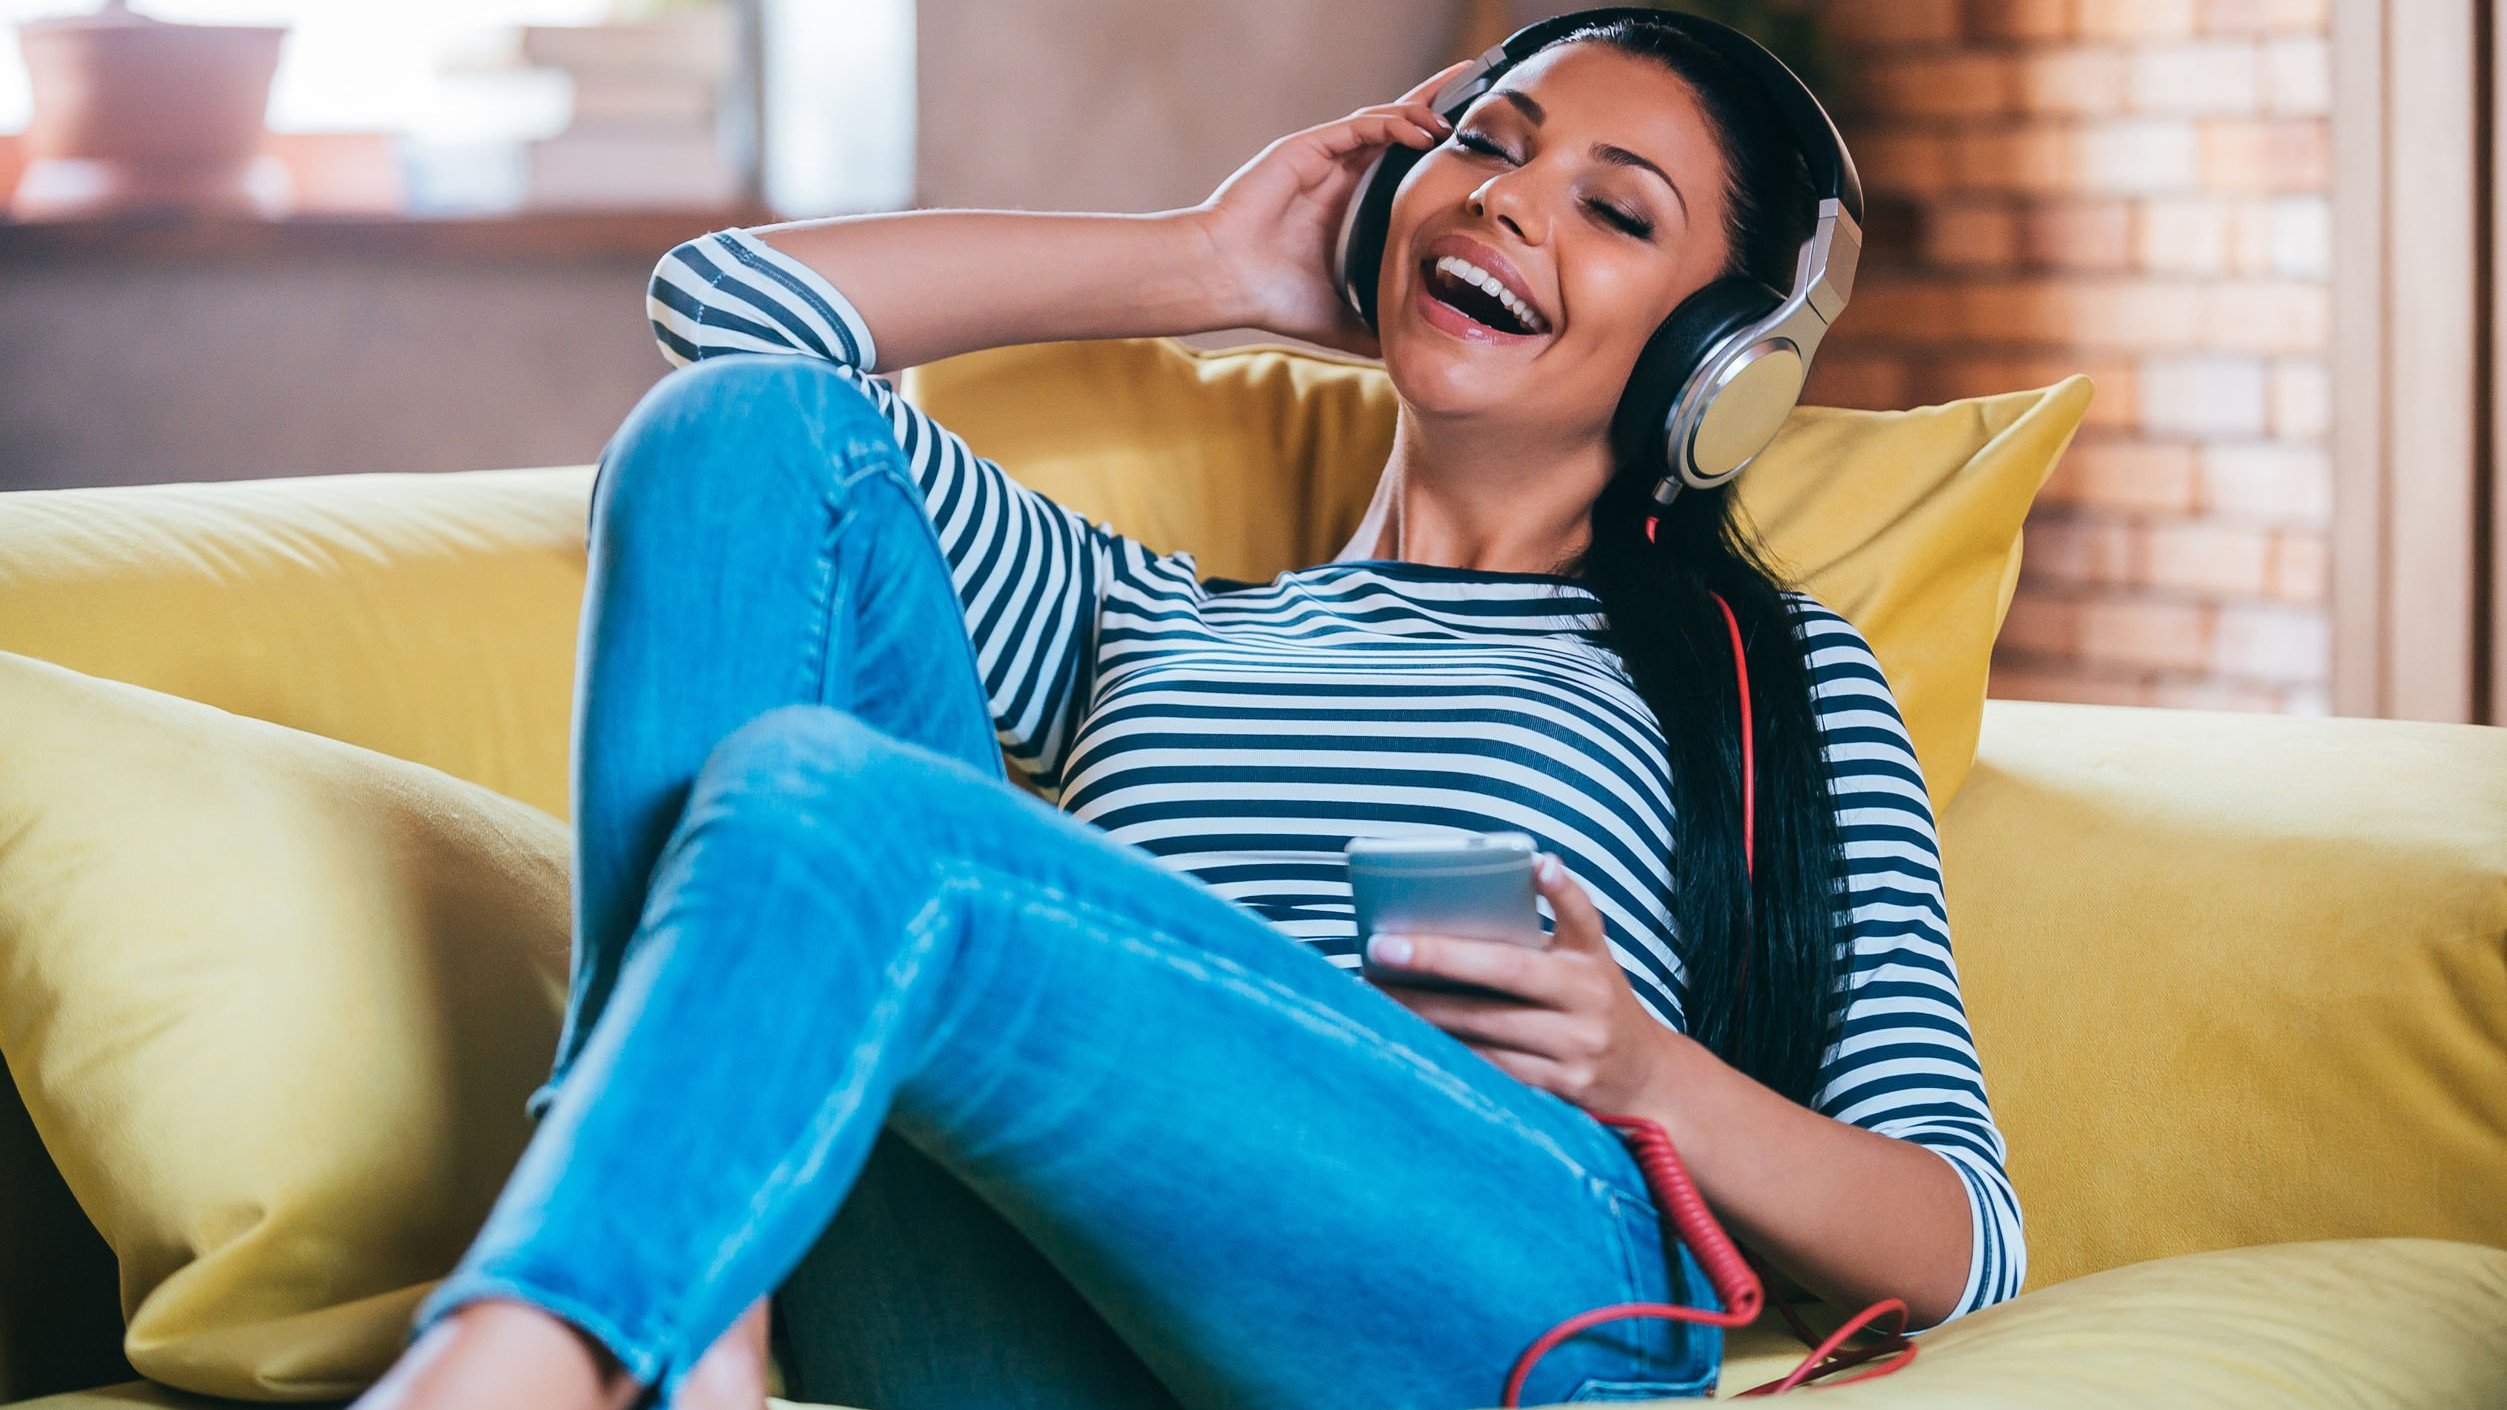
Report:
521,8,746,210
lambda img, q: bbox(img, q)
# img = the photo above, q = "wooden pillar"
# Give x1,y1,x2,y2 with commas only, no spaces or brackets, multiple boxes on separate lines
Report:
2332,0,2496,722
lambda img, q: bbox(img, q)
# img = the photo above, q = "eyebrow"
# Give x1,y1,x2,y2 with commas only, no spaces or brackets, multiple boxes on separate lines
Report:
1493,89,1690,224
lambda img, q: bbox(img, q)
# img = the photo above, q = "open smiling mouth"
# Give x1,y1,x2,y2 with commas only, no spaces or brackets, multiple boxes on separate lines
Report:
1414,254,1552,340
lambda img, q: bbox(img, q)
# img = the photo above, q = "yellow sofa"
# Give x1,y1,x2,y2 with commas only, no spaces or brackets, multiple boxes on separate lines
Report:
1,338,2503,1409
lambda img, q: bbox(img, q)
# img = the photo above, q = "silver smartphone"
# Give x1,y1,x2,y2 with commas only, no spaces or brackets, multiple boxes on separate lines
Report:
1344,831,1548,993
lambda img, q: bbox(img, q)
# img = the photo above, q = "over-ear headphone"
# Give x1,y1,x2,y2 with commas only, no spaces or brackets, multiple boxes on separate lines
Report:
1333,5,1863,506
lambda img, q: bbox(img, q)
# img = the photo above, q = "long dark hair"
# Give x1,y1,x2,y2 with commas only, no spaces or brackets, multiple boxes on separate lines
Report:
1548,18,1849,1106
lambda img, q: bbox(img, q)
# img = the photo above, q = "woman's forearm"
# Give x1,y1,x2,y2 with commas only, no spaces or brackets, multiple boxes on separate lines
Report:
747,208,1248,372
1629,1030,1975,1330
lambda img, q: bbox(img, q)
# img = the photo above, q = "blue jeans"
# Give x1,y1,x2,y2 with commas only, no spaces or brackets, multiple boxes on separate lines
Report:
407,354,1720,1409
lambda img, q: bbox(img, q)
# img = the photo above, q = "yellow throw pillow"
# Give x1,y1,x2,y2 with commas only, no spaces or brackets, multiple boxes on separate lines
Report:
1945,700,2507,1289
0,650,569,1400
901,338,2092,810
1715,1238,2507,1406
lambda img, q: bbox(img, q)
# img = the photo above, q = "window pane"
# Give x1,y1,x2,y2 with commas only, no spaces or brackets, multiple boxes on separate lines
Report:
0,1,604,137
762,0,913,214
0,0,915,213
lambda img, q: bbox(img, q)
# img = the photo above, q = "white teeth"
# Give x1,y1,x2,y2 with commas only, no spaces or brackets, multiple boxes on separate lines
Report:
1432,254,1545,333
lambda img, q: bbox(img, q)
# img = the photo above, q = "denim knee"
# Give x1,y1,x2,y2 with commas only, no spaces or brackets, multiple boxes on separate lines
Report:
666,705,976,953
699,703,898,813
591,354,905,541
687,704,992,860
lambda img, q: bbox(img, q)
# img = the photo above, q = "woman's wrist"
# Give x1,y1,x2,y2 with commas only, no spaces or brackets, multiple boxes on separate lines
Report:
1163,204,1261,332
1627,1024,1716,1147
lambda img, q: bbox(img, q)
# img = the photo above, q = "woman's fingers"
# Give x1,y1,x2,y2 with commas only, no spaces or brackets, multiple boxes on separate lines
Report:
1389,985,1577,1057
1365,101,1455,139
1369,930,1571,1005
1398,58,1477,108
1310,108,1450,162
1533,854,1608,953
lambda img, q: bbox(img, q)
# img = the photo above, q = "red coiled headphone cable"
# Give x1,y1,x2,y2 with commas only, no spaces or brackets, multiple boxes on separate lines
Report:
1500,1111,1914,1403
1496,582,1917,1404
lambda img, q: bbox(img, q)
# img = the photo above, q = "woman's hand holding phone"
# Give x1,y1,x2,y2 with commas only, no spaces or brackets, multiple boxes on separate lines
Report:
1183,59,1472,359
1368,852,1673,1114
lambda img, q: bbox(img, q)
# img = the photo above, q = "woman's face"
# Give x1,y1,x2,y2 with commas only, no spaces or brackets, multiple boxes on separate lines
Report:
1377,42,1736,437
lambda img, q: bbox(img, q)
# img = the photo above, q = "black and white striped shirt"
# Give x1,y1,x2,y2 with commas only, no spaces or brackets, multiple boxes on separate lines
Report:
648,229,2025,1320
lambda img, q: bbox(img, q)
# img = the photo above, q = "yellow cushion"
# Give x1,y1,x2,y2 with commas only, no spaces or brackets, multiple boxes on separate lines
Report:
899,338,2093,810
1942,701,2507,1287
0,468,591,822
1714,1239,2507,1406
0,650,571,1400
0,342,2091,825
21,1240,2504,1408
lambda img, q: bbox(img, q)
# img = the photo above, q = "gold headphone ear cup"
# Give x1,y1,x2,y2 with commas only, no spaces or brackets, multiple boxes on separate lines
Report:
1689,342,1806,486
1610,278,1781,489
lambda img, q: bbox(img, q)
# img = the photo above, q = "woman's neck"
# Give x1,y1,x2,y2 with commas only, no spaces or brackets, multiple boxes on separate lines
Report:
1334,414,1612,574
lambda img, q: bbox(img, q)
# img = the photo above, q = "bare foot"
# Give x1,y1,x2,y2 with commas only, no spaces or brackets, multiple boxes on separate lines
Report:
349,1298,642,1410
679,1295,773,1410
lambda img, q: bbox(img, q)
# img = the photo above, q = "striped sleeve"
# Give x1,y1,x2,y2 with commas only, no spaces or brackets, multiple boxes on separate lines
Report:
645,228,1175,789
1790,597,2026,1324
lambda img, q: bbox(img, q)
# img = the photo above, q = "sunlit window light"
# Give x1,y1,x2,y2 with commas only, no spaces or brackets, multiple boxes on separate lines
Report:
0,0,914,215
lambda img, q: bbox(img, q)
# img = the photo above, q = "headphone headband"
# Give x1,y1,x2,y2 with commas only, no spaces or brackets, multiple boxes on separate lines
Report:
1429,6,1861,226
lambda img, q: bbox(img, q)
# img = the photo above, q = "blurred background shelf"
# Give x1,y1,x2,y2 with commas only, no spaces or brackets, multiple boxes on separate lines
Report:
0,201,775,494
0,205,773,261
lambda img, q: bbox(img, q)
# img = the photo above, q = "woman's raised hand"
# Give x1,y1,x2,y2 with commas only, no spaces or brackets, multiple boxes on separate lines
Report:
1185,61,1473,359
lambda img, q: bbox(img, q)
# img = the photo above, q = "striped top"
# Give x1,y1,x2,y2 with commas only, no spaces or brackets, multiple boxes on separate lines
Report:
648,228,2025,1321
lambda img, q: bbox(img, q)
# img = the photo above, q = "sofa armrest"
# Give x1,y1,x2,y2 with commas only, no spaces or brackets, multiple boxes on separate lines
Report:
1942,698,2507,1289
0,468,594,821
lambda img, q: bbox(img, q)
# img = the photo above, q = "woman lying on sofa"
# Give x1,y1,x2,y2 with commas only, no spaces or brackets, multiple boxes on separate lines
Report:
354,10,2021,1409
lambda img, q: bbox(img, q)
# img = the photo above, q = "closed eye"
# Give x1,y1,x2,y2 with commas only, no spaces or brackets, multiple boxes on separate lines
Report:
1590,201,1654,239
1451,130,1655,241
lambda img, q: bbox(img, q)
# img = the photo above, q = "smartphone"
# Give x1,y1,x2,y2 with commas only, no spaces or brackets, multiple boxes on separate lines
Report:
1344,831,1548,993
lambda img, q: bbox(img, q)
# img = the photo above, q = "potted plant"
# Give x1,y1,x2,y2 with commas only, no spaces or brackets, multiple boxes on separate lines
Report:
11,0,289,220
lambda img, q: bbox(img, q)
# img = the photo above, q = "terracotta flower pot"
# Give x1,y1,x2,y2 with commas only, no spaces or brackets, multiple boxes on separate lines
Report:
11,1,289,220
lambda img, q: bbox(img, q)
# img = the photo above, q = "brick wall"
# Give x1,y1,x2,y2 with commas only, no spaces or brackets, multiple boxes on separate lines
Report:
1800,0,2334,712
